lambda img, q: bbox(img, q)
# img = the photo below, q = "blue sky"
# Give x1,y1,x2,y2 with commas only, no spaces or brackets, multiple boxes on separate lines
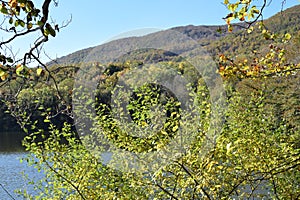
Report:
17,0,300,61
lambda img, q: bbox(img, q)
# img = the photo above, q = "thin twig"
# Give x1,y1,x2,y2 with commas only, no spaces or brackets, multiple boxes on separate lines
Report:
0,183,16,200
155,182,179,200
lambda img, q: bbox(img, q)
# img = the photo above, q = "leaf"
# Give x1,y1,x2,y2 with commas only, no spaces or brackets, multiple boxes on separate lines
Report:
25,1,34,12
36,68,43,76
247,26,254,34
0,6,8,15
44,28,49,36
27,22,33,30
0,69,6,77
172,125,179,132
251,6,260,14
19,3,26,8
224,13,233,19
19,20,25,27
8,0,18,8
228,24,233,32
6,57,13,63
37,20,44,27
16,64,24,76
15,20,19,27
55,24,59,32
9,17,13,24
45,23,56,37
0,68,8,80
284,33,292,41
228,3,238,12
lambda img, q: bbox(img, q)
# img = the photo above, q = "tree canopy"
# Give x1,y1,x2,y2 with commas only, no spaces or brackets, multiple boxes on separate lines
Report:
0,0,299,199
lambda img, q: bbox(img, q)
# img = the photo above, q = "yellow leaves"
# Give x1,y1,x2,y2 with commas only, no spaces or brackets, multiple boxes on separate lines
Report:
247,26,254,34
226,142,232,154
19,3,26,8
246,71,254,77
206,161,218,172
217,32,299,80
1,75,7,81
141,121,148,127
172,125,179,132
0,68,8,81
228,3,238,12
219,54,227,62
8,0,17,8
262,29,272,40
16,64,23,76
228,24,233,32
218,66,225,75
27,22,33,30
285,33,292,40
36,68,43,76
251,6,260,15
282,33,292,43
238,9,248,21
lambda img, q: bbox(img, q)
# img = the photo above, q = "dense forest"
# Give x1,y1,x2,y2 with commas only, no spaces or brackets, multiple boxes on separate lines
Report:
1,5,300,133
0,1,299,199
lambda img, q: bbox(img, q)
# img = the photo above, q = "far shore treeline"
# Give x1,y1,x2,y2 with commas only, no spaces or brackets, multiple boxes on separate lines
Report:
1,5,300,134
0,1,299,199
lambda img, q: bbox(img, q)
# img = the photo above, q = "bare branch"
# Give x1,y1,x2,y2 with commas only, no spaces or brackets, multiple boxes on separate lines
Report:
155,181,179,200
0,27,40,47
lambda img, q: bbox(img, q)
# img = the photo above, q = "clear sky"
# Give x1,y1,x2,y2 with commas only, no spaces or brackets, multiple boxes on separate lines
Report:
14,0,300,61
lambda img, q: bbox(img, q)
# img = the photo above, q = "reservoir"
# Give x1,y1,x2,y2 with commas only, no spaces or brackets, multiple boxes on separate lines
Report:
0,132,43,200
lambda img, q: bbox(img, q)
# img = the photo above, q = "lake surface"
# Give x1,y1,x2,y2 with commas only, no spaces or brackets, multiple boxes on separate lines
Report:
0,132,112,199
0,132,43,200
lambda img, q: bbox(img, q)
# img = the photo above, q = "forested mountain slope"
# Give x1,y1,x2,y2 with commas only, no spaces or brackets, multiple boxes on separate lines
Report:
1,5,300,132
49,5,300,66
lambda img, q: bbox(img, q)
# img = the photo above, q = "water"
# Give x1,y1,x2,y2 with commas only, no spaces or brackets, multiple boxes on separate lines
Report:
0,152,43,200
0,132,112,200
0,132,43,200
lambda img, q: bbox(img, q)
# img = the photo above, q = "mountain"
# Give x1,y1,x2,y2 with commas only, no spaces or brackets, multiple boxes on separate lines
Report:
49,4,300,67
2,5,300,134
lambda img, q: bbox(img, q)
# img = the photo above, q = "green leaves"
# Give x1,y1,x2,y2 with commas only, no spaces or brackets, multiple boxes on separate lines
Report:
37,20,44,27
25,1,34,12
15,19,25,27
44,23,56,37
9,17,13,24
0,4,8,14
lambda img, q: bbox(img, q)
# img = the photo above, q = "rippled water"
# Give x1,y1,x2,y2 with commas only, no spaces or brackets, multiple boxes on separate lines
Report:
0,152,43,200
0,132,116,199
0,132,43,200
0,132,112,199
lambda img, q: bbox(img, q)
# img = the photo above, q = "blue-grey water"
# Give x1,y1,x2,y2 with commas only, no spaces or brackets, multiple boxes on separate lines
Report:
0,132,43,200
0,152,43,200
0,132,112,200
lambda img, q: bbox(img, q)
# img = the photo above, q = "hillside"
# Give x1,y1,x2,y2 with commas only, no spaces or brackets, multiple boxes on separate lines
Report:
48,5,300,66
1,4,300,133
48,24,232,66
